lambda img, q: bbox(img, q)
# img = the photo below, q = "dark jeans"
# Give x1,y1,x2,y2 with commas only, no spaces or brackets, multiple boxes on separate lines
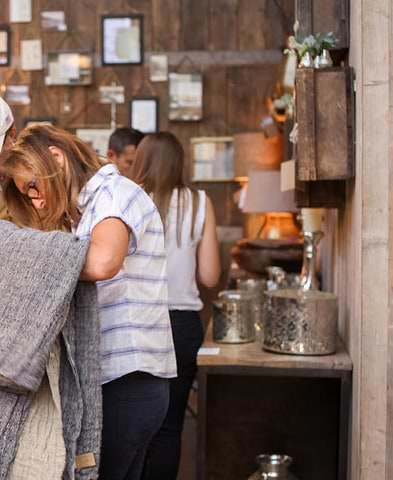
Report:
143,310,204,480
99,371,170,480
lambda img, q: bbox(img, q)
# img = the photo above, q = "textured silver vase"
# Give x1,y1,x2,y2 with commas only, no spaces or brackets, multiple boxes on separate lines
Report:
213,290,256,344
263,289,338,355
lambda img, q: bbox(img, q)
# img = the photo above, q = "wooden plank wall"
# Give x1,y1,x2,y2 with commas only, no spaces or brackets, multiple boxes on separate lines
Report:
0,0,294,222
334,0,393,478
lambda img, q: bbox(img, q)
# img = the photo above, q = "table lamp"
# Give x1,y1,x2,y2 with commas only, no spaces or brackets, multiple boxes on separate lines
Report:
242,170,299,240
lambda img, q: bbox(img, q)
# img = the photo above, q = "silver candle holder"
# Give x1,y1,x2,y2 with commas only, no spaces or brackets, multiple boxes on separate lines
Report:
300,230,324,290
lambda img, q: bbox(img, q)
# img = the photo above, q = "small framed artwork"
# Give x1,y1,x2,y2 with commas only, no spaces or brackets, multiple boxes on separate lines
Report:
0,25,11,67
101,15,143,66
149,55,168,82
191,136,234,181
99,85,125,104
169,73,203,121
130,96,159,134
76,128,113,156
23,117,57,128
40,11,67,31
45,52,94,86
5,85,31,105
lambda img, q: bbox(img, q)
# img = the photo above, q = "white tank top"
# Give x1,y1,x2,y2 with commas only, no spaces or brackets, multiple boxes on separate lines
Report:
166,188,206,311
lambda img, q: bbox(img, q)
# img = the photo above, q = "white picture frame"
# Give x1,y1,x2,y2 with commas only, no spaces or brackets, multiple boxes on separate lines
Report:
169,72,203,121
76,129,113,156
130,97,159,134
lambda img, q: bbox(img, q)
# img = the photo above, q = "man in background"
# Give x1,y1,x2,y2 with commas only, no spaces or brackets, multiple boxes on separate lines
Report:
107,127,145,179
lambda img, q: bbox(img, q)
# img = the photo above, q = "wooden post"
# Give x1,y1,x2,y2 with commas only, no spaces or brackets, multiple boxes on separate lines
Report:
335,0,393,478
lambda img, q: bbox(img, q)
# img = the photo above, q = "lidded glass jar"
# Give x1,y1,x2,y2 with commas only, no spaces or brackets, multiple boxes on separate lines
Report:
212,290,257,343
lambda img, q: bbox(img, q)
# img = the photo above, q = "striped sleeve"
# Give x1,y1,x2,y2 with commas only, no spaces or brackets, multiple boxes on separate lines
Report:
90,176,162,255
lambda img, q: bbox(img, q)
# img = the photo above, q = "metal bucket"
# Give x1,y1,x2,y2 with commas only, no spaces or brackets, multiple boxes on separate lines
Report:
213,290,256,344
263,289,338,355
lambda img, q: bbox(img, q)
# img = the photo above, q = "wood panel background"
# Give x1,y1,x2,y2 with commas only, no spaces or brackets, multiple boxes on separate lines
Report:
0,0,294,223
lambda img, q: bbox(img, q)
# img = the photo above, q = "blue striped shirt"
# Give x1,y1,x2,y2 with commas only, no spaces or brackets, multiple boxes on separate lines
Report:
75,164,177,384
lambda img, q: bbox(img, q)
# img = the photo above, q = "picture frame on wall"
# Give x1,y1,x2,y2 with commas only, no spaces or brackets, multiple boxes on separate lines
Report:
169,72,203,121
101,15,143,66
76,128,113,156
0,25,11,67
45,51,94,86
5,85,31,105
130,96,159,134
23,117,57,127
40,10,67,31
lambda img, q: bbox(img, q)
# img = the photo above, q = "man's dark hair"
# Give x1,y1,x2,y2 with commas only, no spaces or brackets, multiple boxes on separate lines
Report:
108,128,145,155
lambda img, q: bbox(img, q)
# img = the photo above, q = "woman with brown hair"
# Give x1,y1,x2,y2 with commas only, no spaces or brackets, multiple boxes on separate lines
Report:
131,131,221,480
1,124,177,480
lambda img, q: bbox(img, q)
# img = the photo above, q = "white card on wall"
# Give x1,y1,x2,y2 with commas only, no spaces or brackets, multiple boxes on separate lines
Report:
281,159,296,192
10,0,32,23
21,40,43,71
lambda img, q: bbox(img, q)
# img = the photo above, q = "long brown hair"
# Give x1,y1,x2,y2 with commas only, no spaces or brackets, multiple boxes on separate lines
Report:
1,124,102,231
131,132,199,245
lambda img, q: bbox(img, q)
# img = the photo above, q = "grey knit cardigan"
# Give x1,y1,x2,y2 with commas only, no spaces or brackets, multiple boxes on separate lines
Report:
0,220,102,480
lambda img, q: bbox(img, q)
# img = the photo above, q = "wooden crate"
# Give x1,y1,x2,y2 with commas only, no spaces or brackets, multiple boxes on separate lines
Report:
295,0,349,50
295,66,354,181
295,179,346,208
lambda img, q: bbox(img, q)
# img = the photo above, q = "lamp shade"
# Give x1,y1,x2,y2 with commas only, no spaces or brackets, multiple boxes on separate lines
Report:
234,132,283,178
242,170,297,213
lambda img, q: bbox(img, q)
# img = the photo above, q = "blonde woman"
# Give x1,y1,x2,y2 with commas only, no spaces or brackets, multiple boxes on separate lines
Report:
1,125,176,480
130,132,221,480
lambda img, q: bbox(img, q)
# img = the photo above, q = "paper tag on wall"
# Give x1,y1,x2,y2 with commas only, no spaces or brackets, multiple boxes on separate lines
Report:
281,159,296,192
21,40,43,71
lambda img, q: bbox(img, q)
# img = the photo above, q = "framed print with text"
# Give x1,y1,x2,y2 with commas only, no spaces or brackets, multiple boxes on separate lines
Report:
76,128,113,156
45,51,94,86
0,25,11,66
101,15,143,66
169,73,203,121
130,96,159,134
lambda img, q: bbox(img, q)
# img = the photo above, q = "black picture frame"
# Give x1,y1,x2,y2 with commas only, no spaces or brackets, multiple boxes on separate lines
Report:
23,117,57,128
130,96,159,134
0,25,11,67
101,14,144,66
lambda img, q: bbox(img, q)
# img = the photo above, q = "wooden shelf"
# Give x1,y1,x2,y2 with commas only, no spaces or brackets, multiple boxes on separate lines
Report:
198,322,352,373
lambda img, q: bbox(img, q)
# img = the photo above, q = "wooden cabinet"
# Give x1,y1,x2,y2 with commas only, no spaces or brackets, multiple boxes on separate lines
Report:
295,67,354,182
197,325,352,480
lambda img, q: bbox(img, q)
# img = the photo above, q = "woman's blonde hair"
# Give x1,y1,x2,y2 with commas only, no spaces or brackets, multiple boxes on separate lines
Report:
1,124,102,231
131,131,199,245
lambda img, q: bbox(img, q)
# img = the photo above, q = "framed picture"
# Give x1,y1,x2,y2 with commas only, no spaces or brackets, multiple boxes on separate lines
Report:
191,136,234,181
5,85,31,105
169,73,203,121
76,128,113,156
130,97,159,134
99,85,125,104
45,51,94,86
101,15,143,66
149,55,168,82
23,117,57,128
40,11,67,31
0,25,11,67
